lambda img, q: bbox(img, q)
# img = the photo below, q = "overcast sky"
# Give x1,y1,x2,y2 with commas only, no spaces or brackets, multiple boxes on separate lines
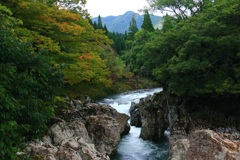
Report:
85,0,150,18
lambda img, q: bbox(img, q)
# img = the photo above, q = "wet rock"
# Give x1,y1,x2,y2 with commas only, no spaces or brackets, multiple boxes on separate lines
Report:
116,113,130,135
135,94,169,141
129,102,142,127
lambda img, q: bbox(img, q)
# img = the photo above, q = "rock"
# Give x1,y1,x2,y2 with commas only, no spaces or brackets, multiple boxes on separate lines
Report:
129,103,142,127
169,129,240,160
135,94,167,141
26,120,110,160
86,115,121,155
48,121,91,145
140,106,164,140
168,136,190,160
55,148,82,160
83,103,118,118
71,102,130,136
24,100,129,160
116,112,130,135
129,91,240,159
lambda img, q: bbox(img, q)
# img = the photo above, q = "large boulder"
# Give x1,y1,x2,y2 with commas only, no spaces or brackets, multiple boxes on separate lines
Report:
130,94,170,141
86,115,121,155
26,120,110,160
129,102,142,127
169,130,240,160
65,102,130,136
116,112,130,135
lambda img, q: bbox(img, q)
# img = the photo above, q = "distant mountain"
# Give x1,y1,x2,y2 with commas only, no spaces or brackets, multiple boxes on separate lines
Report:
92,11,163,34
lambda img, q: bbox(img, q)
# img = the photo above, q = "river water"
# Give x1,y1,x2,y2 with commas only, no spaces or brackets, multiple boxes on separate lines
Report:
99,88,169,160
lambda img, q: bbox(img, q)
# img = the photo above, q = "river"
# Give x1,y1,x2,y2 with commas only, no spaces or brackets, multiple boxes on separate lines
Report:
99,88,169,160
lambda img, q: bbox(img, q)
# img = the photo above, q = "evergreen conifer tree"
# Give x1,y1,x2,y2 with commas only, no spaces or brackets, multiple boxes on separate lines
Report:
103,24,108,35
141,10,154,32
97,15,103,29
128,15,138,40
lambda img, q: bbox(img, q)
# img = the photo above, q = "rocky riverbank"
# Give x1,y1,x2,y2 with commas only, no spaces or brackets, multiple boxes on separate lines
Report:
130,91,240,160
22,97,130,160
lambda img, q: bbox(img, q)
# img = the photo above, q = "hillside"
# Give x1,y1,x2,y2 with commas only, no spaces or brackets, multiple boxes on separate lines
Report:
92,11,163,33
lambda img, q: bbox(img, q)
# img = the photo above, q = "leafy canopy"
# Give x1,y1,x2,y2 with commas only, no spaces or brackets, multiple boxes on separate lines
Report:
0,3,63,159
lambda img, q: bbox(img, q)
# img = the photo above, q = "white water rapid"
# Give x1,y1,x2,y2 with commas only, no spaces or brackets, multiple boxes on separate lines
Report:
99,88,169,160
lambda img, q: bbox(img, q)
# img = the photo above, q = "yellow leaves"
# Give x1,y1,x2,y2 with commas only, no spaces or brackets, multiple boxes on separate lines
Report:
57,22,85,35
33,32,61,53
64,53,112,86
59,9,80,21
38,15,55,23
18,1,85,36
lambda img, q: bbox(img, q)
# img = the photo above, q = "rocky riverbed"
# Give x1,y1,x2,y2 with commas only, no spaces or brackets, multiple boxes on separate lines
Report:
20,90,240,160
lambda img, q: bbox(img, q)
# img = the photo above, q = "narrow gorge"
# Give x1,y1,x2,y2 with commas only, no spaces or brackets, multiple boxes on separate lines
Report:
22,89,240,160
130,91,240,159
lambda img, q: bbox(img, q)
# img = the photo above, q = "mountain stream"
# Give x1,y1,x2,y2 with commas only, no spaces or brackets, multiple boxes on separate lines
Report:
99,88,169,160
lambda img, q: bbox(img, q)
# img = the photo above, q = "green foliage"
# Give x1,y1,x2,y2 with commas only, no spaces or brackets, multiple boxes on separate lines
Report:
0,4,63,158
97,15,103,29
122,29,155,75
63,52,112,86
144,0,240,96
147,0,212,20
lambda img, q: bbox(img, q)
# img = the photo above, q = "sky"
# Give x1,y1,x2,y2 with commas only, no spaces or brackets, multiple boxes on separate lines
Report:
85,0,150,18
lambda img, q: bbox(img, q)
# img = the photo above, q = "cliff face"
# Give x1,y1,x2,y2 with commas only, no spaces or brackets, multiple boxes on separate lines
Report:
130,91,240,160
24,98,130,160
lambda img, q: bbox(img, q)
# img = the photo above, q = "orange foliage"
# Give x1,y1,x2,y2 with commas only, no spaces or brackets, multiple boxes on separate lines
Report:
57,22,85,35
79,53,92,60
38,15,55,23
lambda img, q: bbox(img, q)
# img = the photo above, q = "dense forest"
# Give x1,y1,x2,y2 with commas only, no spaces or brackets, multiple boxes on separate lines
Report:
0,0,239,159
124,0,240,97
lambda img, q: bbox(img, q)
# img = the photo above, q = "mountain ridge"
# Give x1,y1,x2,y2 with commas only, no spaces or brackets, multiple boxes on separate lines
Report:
92,11,163,33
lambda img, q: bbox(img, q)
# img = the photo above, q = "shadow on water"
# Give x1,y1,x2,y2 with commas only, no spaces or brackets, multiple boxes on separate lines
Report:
110,136,169,160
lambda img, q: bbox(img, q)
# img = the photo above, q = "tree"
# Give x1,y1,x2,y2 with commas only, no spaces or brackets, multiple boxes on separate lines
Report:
123,29,154,75
63,52,112,87
161,14,178,32
147,0,240,96
141,10,155,32
103,24,108,35
146,0,212,20
47,0,89,16
128,15,138,40
97,15,103,29
0,4,63,159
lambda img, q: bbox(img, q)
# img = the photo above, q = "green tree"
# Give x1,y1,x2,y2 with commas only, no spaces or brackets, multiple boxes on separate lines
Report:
97,15,103,29
128,15,138,40
103,24,108,35
141,10,155,32
147,0,212,20
0,4,63,159
147,0,240,96
161,14,178,32
122,29,154,75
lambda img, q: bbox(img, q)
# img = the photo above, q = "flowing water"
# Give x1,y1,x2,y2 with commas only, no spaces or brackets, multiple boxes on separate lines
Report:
99,88,169,160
